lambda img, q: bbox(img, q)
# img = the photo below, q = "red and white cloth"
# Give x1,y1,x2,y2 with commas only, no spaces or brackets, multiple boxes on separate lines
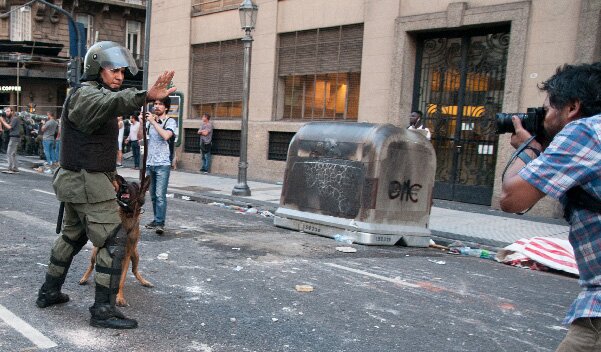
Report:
496,237,579,276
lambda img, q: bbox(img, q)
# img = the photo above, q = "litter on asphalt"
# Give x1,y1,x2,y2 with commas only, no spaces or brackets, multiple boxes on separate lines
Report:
336,246,357,253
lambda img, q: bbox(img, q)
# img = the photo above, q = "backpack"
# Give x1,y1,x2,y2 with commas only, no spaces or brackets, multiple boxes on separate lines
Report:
162,117,178,162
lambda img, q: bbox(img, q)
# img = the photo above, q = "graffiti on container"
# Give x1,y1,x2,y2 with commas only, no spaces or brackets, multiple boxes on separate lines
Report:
303,161,362,217
388,180,422,203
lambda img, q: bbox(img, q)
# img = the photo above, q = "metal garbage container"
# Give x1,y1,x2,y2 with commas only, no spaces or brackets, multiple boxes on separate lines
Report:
274,122,436,247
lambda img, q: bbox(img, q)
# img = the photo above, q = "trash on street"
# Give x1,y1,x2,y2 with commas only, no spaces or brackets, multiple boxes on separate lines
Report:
427,259,446,265
496,237,578,276
335,246,357,253
295,285,314,293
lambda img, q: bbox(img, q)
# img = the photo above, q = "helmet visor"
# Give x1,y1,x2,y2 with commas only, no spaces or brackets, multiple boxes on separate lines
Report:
96,45,139,76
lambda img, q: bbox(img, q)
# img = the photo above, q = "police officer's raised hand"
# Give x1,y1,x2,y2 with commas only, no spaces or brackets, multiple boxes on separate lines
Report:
147,71,177,102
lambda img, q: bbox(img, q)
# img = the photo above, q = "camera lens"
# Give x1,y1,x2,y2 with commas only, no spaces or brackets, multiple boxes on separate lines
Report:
495,113,515,134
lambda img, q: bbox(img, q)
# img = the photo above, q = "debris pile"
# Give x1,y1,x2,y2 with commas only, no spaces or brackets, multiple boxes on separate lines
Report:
208,202,274,217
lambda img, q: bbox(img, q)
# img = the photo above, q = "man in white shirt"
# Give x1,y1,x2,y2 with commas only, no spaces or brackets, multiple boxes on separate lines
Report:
408,110,432,140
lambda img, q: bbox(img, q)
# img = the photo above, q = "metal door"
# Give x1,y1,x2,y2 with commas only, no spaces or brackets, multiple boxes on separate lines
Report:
413,28,509,205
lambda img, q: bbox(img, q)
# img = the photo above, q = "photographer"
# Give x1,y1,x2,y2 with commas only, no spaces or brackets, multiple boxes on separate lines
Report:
0,107,20,173
500,62,601,351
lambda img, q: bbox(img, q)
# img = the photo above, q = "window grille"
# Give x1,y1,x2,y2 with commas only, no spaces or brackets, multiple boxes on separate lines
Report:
211,129,241,156
184,128,201,153
183,128,241,156
10,6,32,42
268,132,295,161
275,24,363,121
191,40,244,119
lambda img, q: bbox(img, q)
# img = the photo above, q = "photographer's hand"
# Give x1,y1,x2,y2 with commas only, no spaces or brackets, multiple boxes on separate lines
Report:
510,116,542,151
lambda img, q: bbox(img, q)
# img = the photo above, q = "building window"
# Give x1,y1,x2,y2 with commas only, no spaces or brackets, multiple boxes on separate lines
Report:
10,6,32,42
75,14,94,49
184,128,201,153
275,24,363,121
192,0,240,15
183,128,241,156
126,20,142,63
268,132,295,161
211,129,241,156
191,40,243,119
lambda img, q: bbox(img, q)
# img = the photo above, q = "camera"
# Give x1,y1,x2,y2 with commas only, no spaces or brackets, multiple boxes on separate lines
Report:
495,107,545,136
0,110,5,118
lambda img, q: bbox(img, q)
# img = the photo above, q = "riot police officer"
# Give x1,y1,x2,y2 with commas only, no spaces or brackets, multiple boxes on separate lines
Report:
36,41,176,329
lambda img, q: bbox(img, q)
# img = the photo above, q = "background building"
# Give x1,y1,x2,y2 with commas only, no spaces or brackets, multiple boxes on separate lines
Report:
150,0,601,216
0,0,146,116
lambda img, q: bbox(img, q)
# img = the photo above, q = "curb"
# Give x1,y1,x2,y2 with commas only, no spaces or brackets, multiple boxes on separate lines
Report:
167,190,279,213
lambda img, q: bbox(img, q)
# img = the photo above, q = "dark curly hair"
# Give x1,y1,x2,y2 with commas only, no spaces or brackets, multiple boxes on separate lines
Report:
539,62,601,118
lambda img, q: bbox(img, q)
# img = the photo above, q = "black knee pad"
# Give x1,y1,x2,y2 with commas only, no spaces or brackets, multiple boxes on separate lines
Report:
97,224,128,293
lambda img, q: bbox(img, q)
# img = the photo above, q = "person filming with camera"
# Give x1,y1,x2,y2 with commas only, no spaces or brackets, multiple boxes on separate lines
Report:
500,62,601,351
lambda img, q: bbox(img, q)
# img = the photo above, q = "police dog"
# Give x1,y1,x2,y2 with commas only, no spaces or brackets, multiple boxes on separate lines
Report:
79,175,153,306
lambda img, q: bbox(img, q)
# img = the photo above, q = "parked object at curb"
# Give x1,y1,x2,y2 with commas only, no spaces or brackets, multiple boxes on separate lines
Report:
496,237,578,276
274,122,436,247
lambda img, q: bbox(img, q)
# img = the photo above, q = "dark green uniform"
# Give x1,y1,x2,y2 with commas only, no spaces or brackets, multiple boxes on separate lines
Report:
41,81,145,298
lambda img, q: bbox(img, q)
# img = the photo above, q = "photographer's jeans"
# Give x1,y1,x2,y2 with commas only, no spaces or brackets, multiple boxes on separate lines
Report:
147,165,171,225
7,137,19,171
42,140,56,165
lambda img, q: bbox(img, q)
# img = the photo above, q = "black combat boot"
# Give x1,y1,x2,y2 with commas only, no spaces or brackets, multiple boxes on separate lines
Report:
36,274,70,308
89,285,138,329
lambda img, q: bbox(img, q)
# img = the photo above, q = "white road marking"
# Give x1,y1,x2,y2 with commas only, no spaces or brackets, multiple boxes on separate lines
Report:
325,263,420,288
0,211,55,229
0,304,57,349
33,189,55,196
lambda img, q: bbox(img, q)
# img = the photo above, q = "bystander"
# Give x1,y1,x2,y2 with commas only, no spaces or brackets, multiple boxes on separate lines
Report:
197,112,213,173
143,97,176,235
41,112,58,167
125,113,141,169
0,107,20,173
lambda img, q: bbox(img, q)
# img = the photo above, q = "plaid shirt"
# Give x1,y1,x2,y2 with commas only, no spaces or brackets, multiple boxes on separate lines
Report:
519,114,601,325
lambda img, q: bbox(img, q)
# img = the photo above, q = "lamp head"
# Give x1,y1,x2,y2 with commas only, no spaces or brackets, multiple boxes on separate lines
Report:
239,0,258,32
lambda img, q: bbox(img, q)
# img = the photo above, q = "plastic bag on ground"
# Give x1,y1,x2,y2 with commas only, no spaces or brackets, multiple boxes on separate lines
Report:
496,237,578,276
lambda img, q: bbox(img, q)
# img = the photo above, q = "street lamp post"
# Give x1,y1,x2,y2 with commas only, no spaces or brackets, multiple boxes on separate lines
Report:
232,0,258,197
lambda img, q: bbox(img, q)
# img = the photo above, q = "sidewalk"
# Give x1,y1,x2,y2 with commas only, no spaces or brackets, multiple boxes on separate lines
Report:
7,154,570,249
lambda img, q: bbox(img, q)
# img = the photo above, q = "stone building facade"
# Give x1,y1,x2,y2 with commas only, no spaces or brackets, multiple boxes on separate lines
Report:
149,0,601,216
0,0,146,116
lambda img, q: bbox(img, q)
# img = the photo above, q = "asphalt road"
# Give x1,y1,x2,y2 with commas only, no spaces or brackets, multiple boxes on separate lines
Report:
0,164,581,352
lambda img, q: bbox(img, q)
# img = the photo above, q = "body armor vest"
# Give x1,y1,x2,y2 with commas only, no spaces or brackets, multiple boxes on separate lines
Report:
60,88,118,172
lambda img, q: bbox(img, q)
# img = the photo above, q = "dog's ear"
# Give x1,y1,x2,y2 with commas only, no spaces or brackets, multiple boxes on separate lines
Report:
115,174,126,187
141,175,151,194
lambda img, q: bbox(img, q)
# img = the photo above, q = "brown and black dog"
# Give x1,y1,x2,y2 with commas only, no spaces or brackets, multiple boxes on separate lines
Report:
79,175,153,306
